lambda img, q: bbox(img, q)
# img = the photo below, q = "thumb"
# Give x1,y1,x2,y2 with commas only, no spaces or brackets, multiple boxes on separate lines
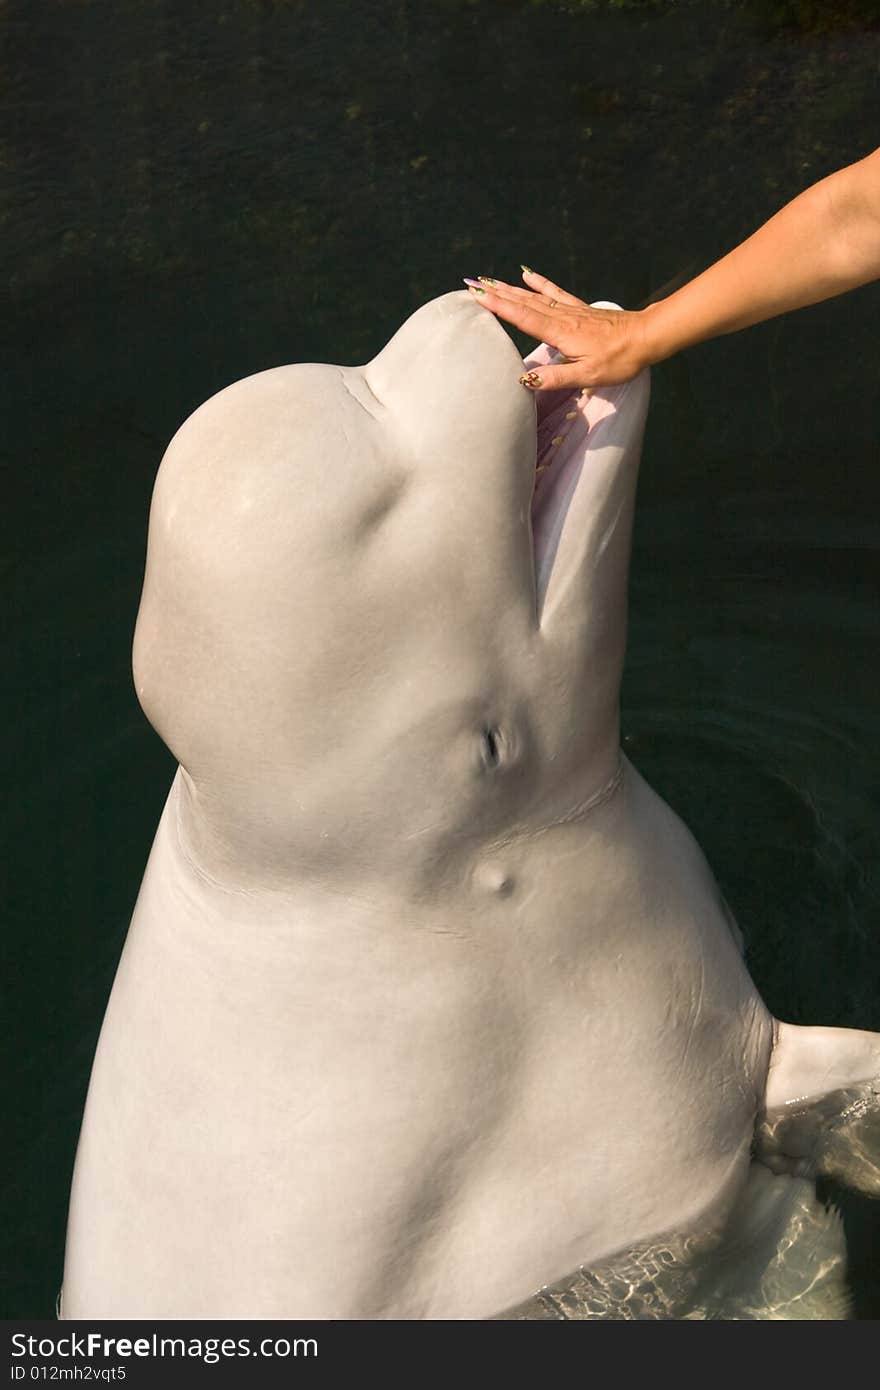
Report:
518,361,594,394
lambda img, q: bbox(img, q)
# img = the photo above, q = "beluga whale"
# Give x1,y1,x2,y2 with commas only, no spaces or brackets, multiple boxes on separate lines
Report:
61,290,880,1320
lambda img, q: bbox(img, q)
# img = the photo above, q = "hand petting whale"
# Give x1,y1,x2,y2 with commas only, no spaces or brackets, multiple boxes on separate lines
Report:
61,290,880,1320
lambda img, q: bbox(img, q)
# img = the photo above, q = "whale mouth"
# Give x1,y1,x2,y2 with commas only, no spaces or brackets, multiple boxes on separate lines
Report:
529,370,594,605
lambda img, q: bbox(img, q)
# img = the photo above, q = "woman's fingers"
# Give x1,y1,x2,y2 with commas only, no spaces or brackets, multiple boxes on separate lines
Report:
520,267,586,308
468,273,587,312
466,277,649,390
465,280,566,313
518,362,595,394
462,268,649,389
467,282,573,345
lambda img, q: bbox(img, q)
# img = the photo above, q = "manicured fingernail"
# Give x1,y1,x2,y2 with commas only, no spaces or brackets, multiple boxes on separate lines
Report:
477,275,497,287
520,264,534,275
463,277,485,288
467,285,487,296
518,371,542,389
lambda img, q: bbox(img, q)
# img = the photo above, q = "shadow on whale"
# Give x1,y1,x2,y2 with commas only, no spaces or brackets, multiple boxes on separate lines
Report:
61,291,880,1319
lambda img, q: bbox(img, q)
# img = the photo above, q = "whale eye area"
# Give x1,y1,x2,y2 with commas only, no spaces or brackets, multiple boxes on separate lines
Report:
480,725,503,772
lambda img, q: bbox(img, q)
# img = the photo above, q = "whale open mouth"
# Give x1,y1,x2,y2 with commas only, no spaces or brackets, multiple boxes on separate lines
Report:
528,367,594,605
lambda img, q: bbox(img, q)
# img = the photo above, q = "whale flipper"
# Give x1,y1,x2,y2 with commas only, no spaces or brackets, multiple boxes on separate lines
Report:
758,1022,880,1195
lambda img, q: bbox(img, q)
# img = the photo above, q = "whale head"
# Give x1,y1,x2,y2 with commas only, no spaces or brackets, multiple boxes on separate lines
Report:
133,290,649,895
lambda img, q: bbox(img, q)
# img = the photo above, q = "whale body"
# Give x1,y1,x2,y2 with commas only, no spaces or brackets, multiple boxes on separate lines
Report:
61,291,880,1319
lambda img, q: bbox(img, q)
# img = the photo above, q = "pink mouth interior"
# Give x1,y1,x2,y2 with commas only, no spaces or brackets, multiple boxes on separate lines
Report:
526,344,595,601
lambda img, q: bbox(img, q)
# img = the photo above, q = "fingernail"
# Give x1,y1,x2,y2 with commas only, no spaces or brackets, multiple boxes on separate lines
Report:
463,277,485,288
520,264,534,275
467,285,487,296
477,275,497,287
518,371,542,389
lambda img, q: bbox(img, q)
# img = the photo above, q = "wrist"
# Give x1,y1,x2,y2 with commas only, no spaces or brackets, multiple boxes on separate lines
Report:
635,299,680,368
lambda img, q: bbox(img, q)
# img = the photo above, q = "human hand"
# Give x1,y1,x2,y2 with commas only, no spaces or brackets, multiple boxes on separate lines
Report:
464,267,651,391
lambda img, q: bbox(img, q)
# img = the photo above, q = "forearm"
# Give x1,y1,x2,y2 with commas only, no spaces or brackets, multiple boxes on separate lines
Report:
640,147,880,364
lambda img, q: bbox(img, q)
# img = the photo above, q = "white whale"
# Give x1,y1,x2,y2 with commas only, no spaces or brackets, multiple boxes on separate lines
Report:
61,291,880,1319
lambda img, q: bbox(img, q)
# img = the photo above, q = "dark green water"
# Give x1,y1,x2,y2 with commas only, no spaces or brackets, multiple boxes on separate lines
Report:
3,0,879,1318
